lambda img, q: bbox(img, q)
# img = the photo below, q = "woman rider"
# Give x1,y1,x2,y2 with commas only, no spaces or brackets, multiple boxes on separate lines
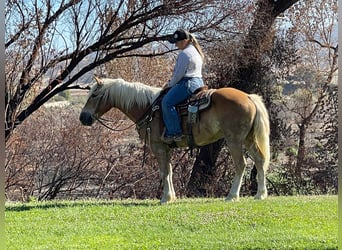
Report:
161,29,205,143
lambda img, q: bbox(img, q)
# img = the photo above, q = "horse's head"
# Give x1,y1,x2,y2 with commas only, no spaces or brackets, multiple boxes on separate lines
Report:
79,76,112,126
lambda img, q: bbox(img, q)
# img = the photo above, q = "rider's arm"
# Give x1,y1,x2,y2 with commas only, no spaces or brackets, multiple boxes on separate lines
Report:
168,52,189,87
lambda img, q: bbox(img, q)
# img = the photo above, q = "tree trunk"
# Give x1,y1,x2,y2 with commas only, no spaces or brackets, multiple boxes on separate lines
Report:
296,123,306,174
187,139,225,197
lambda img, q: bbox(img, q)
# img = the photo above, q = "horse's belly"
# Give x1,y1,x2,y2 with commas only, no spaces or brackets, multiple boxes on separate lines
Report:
192,118,224,146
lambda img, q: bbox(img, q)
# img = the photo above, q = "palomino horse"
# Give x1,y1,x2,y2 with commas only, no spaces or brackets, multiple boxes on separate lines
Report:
79,77,270,203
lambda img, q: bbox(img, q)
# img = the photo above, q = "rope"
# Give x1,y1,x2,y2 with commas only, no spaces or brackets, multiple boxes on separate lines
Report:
139,108,155,169
140,126,150,168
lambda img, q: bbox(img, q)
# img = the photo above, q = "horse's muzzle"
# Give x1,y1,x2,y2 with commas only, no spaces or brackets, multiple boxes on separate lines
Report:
79,111,94,126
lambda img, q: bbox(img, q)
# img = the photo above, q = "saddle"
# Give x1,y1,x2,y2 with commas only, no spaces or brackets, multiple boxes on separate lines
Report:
157,85,214,116
176,86,214,116
153,85,216,150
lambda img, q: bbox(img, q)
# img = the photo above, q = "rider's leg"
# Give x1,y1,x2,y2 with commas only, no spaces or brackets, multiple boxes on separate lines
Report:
161,82,190,138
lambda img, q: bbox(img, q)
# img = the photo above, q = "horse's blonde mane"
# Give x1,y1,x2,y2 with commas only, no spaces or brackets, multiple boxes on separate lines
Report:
93,78,161,111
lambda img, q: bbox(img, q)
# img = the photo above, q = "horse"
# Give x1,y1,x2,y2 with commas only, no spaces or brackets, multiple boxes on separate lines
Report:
79,76,270,203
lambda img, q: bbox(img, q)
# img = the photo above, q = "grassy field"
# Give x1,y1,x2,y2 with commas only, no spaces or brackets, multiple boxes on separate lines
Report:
5,195,337,250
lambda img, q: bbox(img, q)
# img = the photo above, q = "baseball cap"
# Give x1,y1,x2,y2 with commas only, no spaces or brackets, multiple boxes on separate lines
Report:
168,29,190,44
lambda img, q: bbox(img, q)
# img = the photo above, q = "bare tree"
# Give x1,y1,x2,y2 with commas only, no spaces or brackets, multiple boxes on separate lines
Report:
288,0,338,178
253,0,338,195
5,0,246,142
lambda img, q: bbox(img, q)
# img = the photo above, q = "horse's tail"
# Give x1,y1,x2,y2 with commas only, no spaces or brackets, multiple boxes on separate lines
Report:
248,94,270,170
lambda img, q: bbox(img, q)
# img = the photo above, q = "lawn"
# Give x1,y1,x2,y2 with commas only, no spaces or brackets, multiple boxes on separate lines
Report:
5,196,337,249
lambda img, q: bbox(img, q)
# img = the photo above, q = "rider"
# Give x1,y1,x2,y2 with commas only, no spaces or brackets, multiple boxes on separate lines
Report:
161,29,205,143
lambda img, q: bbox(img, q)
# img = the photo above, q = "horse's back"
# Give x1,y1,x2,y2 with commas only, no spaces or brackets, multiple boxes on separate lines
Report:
212,87,249,104
211,88,256,119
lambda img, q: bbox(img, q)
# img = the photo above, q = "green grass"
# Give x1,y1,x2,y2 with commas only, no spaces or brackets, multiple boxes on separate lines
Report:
5,196,337,250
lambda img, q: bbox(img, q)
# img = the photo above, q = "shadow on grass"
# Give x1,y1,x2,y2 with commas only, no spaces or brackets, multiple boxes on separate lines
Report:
5,199,161,212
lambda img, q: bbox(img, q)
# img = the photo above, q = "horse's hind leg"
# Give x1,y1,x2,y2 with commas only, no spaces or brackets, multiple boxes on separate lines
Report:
225,142,246,202
247,143,268,200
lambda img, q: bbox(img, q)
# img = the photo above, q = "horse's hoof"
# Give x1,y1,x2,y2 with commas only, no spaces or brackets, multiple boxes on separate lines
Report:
160,200,168,205
160,196,176,204
254,192,267,200
254,195,267,200
225,196,239,202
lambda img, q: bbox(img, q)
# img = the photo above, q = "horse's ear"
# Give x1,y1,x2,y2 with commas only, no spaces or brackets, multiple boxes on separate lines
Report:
93,75,103,86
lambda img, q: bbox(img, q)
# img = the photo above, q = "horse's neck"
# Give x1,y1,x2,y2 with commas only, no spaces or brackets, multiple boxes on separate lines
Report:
107,82,154,123
109,96,144,123
121,104,149,123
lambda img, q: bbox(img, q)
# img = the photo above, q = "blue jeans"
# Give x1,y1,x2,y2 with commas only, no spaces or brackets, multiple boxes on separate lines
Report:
162,77,204,137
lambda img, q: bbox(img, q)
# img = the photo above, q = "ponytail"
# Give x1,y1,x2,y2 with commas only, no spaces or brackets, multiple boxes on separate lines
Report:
189,33,205,61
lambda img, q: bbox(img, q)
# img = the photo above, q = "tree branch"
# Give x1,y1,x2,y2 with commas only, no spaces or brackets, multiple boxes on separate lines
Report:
308,39,338,52
272,0,300,16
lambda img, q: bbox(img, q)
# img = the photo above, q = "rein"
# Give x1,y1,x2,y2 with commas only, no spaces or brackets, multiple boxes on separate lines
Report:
94,99,159,133
95,117,136,132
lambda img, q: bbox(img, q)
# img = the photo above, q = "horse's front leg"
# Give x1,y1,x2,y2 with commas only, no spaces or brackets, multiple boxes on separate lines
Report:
152,144,176,204
160,161,176,204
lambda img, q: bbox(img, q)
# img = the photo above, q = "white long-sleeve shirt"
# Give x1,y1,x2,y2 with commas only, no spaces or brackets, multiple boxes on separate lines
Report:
168,44,203,87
